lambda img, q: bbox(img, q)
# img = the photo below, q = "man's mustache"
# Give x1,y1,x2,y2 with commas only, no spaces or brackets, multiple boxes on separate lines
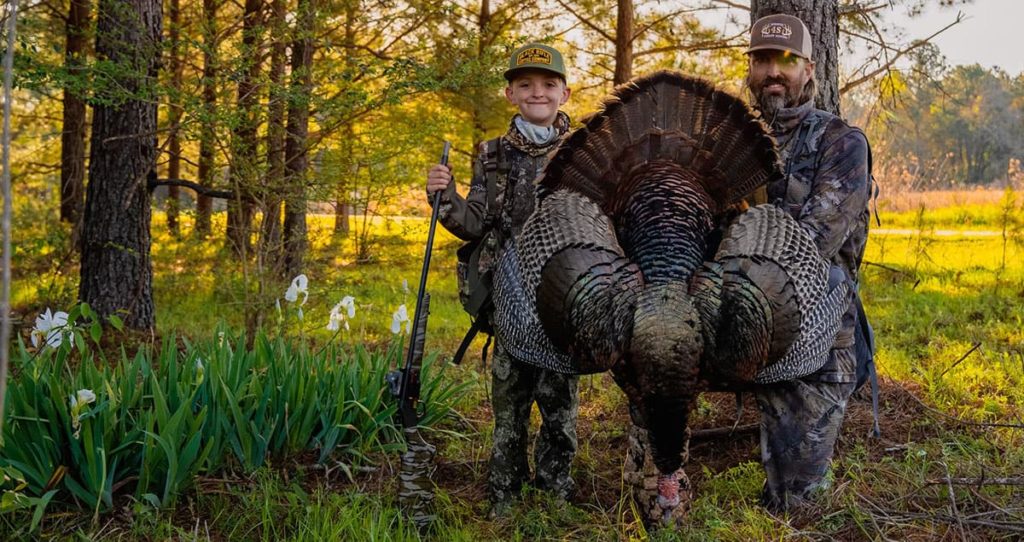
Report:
760,76,789,89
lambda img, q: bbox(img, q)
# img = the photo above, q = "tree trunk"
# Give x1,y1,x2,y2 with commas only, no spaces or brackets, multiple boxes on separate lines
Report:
261,0,287,269
79,0,161,330
750,0,840,115
195,0,218,237
283,0,315,277
333,0,355,236
469,0,491,149
165,0,182,236
614,0,634,86
226,0,263,258
60,0,89,238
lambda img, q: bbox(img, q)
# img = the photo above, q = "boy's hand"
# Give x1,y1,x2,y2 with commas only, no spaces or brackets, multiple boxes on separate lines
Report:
426,164,452,195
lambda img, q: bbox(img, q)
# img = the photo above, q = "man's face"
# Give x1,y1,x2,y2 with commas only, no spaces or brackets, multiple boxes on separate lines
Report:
505,70,571,127
746,49,814,117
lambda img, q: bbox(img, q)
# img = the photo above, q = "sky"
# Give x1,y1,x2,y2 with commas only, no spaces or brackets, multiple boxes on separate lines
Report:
697,0,1023,76
898,0,1023,75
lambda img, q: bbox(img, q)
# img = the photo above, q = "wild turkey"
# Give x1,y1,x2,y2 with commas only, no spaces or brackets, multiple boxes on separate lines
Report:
492,71,848,524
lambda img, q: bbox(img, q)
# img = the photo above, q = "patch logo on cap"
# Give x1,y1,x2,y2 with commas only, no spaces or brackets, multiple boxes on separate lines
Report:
517,48,552,66
761,22,793,40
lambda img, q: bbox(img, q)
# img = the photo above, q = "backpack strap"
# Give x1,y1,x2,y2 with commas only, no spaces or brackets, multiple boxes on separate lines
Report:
780,118,815,203
854,293,881,438
483,136,505,228
854,127,882,227
458,137,507,337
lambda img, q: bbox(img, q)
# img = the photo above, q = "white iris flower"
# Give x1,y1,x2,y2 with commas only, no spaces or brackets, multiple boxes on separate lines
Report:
284,274,309,305
327,296,356,331
31,308,69,349
391,304,411,335
69,389,97,439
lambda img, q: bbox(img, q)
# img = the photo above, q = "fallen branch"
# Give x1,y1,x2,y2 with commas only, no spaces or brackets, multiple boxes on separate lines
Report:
862,259,914,278
879,511,1024,534
927,477,1024,487
939,342,982,378
690,423,758,443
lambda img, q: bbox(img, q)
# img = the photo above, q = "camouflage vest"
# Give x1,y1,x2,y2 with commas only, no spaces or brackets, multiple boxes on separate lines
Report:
767,103,879,394
456,113,570,333
766,106,871,287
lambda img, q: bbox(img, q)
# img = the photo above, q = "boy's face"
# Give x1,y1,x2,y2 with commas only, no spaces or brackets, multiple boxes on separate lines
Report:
505,70,571,127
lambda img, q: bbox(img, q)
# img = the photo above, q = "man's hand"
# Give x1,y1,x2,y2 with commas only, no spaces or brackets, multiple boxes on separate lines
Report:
426,164,452,195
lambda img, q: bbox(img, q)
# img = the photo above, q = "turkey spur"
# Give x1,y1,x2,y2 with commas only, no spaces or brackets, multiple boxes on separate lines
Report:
492,71,848,518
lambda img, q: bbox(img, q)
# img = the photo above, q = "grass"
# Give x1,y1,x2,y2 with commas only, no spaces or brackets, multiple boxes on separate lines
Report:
5,192,1024,540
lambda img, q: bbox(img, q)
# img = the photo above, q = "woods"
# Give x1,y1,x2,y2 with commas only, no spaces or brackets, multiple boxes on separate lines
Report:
2,0,1024,539
6,0,1018,328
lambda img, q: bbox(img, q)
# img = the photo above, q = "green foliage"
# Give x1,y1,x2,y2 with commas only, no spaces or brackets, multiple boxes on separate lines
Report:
0,329,467,532
867,59,1024,187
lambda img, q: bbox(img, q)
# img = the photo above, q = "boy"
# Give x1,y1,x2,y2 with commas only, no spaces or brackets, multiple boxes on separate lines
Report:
425,42,577,516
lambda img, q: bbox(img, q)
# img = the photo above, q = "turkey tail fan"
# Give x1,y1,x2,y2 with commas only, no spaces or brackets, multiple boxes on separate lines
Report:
710,205,850,384
537,71,782,212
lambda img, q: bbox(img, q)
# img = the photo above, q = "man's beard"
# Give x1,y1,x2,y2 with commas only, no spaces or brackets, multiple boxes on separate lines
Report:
758,92,787,118
752,76,800,118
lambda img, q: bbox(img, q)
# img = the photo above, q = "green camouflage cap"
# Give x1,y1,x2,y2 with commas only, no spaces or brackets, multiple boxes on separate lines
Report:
504,43,567,81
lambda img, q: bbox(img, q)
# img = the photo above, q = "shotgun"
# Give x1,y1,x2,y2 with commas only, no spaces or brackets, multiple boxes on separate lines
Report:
386,140,450,531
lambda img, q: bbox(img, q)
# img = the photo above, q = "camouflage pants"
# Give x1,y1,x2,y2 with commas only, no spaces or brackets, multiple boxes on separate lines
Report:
489,340,580,504
755,325,858,512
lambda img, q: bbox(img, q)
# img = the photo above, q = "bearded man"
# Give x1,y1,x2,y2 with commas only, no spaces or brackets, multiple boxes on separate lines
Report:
744,13,873,512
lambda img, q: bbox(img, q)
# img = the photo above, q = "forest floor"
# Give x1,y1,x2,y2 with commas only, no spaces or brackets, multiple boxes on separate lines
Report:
4,196,1024,540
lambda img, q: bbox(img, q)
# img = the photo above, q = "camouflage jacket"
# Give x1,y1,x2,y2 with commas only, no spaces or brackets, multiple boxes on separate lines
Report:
766,99,871,358
766,99,871,287
433,112,571,275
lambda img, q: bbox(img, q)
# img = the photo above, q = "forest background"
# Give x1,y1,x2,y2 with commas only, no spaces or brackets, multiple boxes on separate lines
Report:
6,0,1024,326
1,0,1024,539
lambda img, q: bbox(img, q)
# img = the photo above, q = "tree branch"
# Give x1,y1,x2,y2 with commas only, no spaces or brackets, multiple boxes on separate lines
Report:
840,12,964,95
631,7,702,44
839,1,889,17
635,31,747,58
706,0,748,10
149,178,242,201
555,0,615,43
690,423,759,443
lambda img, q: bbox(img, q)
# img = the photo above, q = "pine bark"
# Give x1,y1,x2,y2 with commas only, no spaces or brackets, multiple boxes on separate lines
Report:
282,0,315,276
226,0,263,257
469,0,491,149
750,0,840,115
165,0,183,236
333,0,355,235
60,0,89,233
195,0,218,238
79,0,162,330
262,0,287,268
614,0,634,86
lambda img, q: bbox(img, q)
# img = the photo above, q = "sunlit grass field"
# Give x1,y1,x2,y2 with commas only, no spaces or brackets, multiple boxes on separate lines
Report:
5,190,1024,540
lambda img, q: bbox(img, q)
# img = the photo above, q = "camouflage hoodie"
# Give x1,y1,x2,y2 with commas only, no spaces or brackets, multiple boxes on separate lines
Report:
433,112,571,292
765,99,871,371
